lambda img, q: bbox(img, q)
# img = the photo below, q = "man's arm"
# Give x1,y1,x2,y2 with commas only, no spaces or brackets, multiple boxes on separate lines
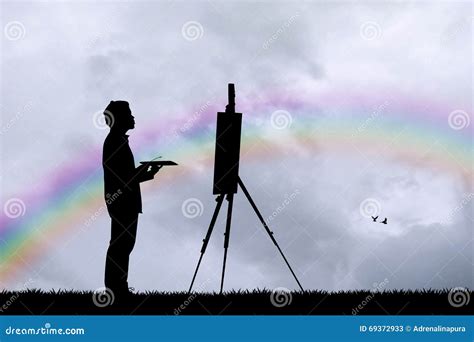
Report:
134,164,161,183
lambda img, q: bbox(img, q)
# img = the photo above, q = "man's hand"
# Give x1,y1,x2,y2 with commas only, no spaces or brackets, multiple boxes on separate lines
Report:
149,164,162,176
135,164,161,182
136,164,148,175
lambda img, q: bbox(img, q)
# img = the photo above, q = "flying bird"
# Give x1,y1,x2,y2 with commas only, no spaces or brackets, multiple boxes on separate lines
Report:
380,218,388,224
371,216,378,222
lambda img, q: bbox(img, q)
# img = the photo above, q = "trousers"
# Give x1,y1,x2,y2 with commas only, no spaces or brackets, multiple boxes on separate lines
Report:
104,211,139,292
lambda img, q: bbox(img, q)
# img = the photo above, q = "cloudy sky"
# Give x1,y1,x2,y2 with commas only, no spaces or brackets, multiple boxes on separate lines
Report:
0,0,472,293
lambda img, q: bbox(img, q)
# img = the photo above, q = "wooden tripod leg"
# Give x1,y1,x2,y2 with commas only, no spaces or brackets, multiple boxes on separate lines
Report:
220,193,234,294
188,195,224,293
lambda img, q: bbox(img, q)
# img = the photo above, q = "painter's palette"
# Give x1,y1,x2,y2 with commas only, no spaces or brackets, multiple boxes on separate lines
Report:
139,161,178,166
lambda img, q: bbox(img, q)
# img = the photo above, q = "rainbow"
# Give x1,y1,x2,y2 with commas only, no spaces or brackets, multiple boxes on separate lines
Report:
0,88,472,285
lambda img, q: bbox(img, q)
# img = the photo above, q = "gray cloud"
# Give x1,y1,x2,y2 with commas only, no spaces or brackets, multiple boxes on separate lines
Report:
2,1,472,292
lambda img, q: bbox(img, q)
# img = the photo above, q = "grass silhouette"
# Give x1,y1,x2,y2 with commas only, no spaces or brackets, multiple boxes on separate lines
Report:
0,288,471,315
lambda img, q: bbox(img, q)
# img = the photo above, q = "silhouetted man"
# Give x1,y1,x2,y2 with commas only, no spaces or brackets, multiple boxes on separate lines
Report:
102,100,159,297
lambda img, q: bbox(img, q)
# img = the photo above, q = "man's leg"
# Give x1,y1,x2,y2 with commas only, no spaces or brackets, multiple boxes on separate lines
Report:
105,212,138,293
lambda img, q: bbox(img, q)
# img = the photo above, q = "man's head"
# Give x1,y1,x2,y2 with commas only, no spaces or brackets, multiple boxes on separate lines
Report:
104,100,135,131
